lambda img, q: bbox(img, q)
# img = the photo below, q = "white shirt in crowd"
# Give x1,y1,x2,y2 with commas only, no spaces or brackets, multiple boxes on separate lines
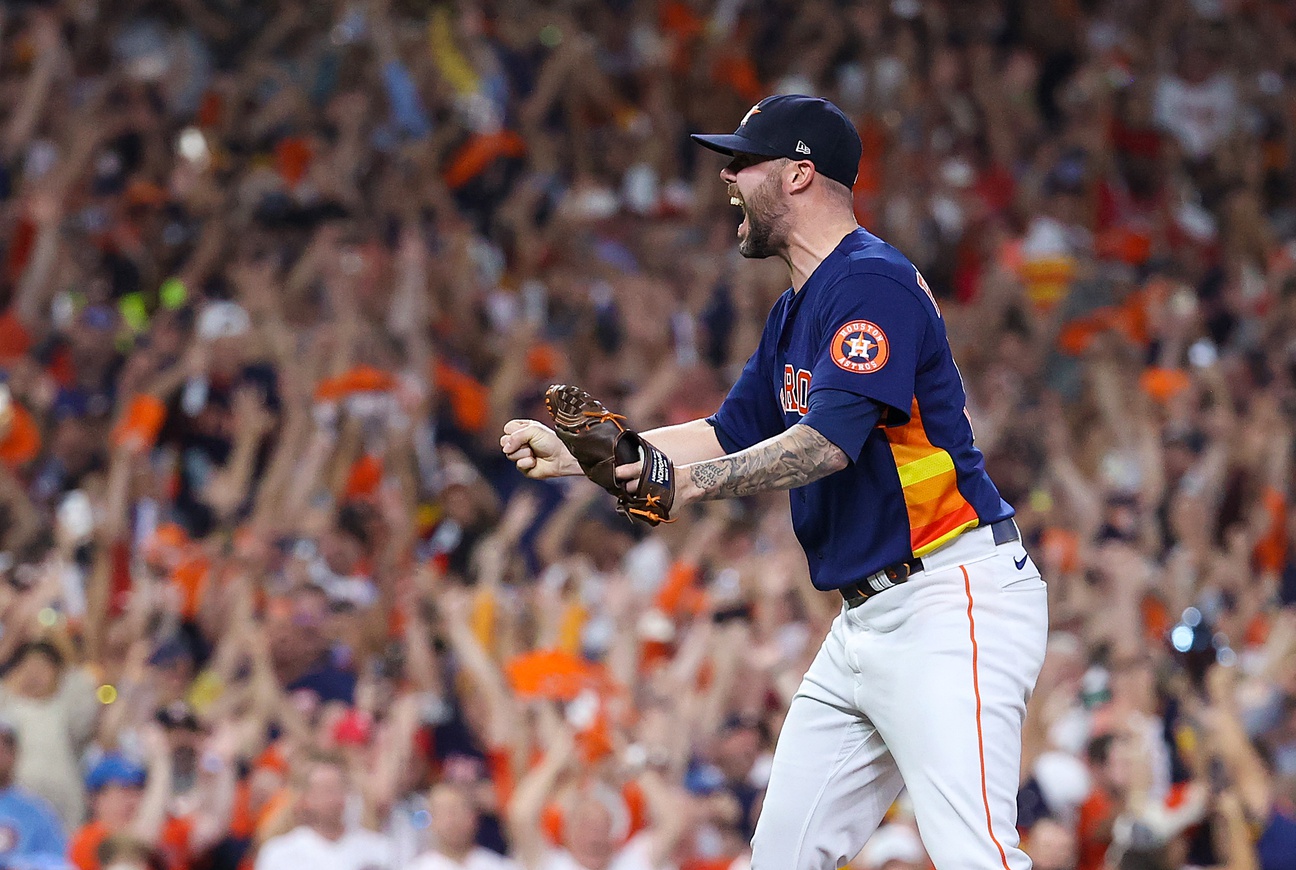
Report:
539,833,674,870
1153,72,1239,161
254,825,394,870
409,846,522,870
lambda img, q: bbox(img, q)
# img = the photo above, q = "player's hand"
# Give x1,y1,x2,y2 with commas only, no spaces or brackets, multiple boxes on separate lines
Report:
614,458,643,493
501,419,581,479
615,455,691,513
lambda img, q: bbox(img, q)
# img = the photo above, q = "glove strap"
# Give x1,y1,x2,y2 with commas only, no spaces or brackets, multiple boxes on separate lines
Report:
617,436,675,525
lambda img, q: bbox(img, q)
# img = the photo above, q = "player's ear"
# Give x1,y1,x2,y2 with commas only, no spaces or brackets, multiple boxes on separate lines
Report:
784,160,816,195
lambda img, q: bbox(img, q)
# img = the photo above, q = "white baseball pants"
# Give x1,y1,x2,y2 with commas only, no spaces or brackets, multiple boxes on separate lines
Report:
750,524,1049,870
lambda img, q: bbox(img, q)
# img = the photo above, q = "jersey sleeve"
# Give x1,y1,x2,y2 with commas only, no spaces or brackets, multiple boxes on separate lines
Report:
807,272,929,425
800,388,883,463
706,316,784,453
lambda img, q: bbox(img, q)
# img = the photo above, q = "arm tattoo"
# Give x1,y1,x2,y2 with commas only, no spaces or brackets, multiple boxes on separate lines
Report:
685,424,848,501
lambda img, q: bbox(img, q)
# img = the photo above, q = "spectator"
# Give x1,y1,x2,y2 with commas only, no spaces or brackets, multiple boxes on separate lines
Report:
253,756,393,870
408,783,519,870
1153,28,1239,163
0,715,70,870
1198,665,1296,870
1023,818,1078,870
697,716,763,843
0,639,98,828
507,716,689,870
1076,732,1126,869
95,837,165,870
70,720,235,870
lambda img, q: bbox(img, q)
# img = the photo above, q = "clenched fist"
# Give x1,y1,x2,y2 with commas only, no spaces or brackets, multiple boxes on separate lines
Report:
500,419,581,479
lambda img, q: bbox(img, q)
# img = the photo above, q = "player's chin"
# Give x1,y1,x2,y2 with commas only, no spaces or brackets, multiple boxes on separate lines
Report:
737,216,778,259
738,234,776,260
736,224,754,257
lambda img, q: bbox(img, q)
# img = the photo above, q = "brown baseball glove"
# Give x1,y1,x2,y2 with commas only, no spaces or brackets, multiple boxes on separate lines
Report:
544,384,675,526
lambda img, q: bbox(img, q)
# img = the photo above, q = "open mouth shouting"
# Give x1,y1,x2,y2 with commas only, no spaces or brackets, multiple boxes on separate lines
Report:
729,186,747,236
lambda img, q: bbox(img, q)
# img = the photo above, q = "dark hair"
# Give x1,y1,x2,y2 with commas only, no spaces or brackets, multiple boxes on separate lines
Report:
1118,846,1172,870
293,751,348,789
336,503,373,550
1251,736,1276,775
3,640,65,674
1087,733,1117,766
97,835,166,870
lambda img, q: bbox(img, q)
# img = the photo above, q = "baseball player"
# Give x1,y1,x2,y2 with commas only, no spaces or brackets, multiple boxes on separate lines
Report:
500,95,1049,870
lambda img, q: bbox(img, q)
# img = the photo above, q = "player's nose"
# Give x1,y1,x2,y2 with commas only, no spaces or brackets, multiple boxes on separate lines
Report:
720,165,738,184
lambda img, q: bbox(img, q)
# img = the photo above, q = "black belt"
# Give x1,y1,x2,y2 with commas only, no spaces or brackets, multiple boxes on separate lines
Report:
838,519,1020,608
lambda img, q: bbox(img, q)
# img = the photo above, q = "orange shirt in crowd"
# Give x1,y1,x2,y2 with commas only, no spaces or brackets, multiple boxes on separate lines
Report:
680,860,733,870
69,817,195,870
1075,788,1115,870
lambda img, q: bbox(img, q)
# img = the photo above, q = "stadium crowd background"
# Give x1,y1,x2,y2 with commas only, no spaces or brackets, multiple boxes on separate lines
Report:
0,0,1295,868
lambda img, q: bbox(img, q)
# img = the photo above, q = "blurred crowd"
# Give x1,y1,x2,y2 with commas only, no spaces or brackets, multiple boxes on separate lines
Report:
0,0,1295,869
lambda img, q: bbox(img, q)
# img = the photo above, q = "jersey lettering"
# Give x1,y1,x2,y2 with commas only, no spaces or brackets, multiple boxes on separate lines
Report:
915,268,940,317
781,365,811,415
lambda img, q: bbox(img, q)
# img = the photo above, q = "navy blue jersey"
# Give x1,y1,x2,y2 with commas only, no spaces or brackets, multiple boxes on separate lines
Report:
707,228,1012,590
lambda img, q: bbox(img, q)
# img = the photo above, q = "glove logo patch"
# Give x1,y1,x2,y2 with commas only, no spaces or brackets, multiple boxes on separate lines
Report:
830,320,889,374
647,449,671,487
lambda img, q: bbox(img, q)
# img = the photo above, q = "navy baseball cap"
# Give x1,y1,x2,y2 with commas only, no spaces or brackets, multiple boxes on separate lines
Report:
691,94,862,190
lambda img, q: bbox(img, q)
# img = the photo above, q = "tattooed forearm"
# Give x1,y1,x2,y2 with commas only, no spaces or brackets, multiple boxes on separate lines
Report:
682,424,848,502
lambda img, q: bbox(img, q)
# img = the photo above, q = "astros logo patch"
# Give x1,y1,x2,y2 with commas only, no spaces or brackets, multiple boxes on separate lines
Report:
831,320,889,373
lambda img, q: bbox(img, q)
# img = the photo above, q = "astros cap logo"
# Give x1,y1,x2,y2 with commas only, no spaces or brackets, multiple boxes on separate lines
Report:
831,320,889,373
740,104,762,127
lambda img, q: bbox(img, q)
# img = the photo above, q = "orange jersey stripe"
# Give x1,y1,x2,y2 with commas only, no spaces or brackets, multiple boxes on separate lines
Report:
909,491,977,535
885,399,978,555
898,467,960,508
911,502,980,555
889,440,943,469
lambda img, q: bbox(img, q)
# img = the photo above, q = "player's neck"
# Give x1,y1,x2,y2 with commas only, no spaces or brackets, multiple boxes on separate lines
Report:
784,218,859,292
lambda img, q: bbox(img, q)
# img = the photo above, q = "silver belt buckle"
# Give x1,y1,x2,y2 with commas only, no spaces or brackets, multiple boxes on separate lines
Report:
864,570,897,595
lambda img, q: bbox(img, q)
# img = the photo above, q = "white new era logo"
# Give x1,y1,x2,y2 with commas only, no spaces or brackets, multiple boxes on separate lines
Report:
795,140,811,155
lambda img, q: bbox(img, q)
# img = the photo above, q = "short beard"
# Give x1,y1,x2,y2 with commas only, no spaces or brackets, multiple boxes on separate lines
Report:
738,164,789,259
